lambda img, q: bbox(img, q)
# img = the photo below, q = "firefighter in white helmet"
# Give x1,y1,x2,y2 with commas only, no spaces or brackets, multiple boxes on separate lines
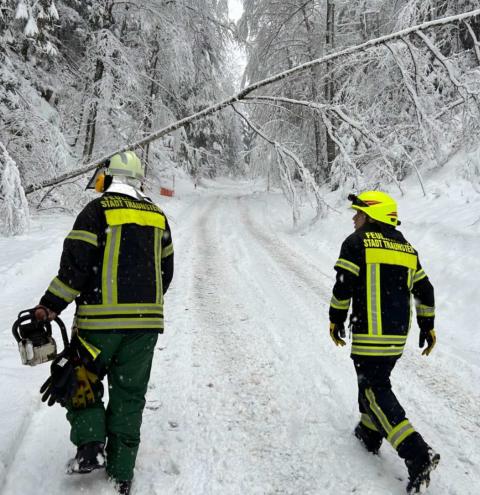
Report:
36,151,173,495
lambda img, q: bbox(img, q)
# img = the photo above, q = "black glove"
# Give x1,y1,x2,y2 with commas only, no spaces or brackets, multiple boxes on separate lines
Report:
329,322,346,347
419,328,436,356
40,346,77,406
40,337,104,408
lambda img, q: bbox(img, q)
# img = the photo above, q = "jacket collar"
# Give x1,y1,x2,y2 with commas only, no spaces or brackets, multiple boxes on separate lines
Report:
105,180,148,201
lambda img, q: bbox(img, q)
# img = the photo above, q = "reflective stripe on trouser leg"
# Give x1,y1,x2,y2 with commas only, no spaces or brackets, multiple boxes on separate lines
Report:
365,388,416,450
361,412,379,432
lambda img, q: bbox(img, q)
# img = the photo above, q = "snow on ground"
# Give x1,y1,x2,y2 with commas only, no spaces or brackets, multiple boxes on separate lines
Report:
0,161,479,494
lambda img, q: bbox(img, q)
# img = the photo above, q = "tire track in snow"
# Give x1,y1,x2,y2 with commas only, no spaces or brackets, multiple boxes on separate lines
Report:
174,195,337,494
176,194,402,495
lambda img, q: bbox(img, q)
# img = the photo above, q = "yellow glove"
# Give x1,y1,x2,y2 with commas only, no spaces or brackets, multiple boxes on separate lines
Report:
71,365,103,408
330,322,346,347
419,328,436,356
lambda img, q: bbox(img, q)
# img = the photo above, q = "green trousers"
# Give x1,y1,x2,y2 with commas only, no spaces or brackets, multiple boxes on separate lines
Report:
66,332,158,481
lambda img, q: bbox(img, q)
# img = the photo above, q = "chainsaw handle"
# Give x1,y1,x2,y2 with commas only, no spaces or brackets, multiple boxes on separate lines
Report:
12,308,69,349
12,309,51,343
53,315,69,348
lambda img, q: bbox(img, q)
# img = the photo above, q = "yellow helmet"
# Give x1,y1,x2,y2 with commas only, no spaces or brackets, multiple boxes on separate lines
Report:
348,191,400,226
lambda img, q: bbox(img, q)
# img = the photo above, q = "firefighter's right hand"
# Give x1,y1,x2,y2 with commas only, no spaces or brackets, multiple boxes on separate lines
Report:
34,305,57,321
419,328,436,356
329,322,346,347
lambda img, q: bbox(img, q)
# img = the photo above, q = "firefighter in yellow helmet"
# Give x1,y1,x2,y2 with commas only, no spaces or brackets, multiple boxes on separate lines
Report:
328,191,439,494
35,151,174,495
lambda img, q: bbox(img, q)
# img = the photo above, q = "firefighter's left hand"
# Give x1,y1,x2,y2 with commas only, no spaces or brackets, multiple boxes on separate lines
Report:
419,328,436,356
330,322,346,347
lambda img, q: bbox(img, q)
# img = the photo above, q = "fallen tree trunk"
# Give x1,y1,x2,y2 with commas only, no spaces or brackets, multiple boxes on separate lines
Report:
24,7,480,195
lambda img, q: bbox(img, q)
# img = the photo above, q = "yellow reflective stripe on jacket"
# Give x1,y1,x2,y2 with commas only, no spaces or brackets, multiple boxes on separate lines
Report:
335,258,360,276
76,317,163,330
387,419,415,450
365,248,417,270
367,264,382,335
48,276,80,303
102,226,121,305
407,268,414,290
105,208,166,229
66,230,98,247
413,268,427,284
352,334,406,357
77,303,163,316
351,346,404,357
361,413,379,432
154,228,162,304
352,334,407,345
330,295,350,310
162,242,174,258
416,304,435,317
77,334,101,360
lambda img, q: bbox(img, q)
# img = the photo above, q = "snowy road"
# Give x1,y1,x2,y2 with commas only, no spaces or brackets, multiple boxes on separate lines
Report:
1,181,479,494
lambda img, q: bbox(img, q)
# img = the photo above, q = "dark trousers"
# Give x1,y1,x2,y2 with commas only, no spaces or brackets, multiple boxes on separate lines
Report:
353,357,428,461
66,332,158,481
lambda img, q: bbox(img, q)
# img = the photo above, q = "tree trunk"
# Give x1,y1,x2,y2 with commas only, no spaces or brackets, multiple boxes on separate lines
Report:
82,56,104,162
142,47,160,177
325,0,336,176
302,7,324,183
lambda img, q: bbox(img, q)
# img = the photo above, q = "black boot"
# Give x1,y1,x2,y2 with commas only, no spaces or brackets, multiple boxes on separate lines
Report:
354,423,383,454
112,479,132,494
66,441,105,474
406,448,440,494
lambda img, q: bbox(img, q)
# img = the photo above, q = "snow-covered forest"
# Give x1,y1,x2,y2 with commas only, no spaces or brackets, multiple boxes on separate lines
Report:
2,0,480,221
1,1,480,494
0,0,243,219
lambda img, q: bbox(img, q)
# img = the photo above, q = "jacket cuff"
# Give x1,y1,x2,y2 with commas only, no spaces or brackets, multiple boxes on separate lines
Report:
39,292,69,315
417,316,434,332
329,308,348,326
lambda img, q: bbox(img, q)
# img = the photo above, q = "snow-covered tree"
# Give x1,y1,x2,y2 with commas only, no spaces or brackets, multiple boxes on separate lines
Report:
239,0,480,194
0,142,30,236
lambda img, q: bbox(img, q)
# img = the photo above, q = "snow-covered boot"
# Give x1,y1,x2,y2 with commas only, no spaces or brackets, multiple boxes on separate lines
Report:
113,480,132,494
406,448,440,494
66,441,105,474
354,422,382,455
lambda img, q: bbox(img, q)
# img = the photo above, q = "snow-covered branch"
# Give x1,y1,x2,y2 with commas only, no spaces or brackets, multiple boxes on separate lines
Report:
242,95,405,193
23,7,480,194
232,105,334,225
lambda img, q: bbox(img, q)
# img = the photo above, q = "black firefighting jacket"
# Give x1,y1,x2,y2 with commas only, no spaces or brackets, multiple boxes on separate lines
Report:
329,222,434,358
40,192,174,333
